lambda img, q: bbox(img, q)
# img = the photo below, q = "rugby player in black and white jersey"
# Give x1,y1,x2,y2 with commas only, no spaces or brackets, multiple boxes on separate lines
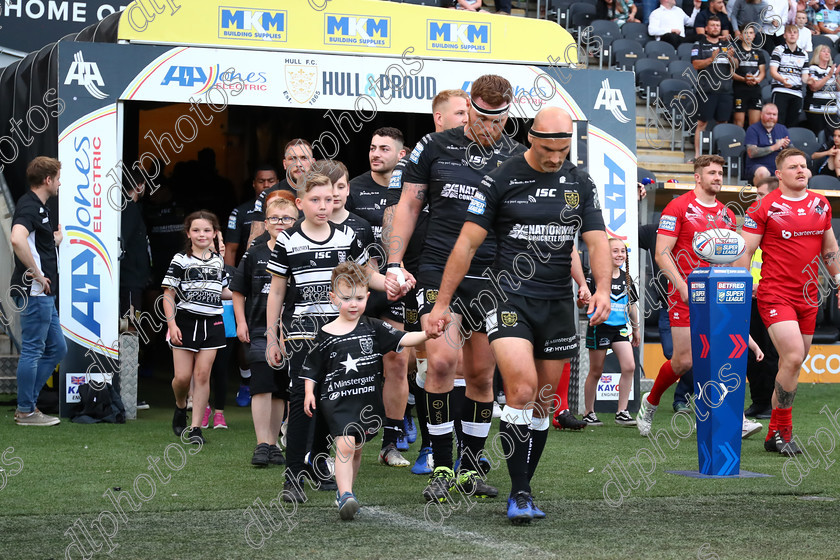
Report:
385,75,526,502
383,90,471,475
427,107,612,523
347,129,421,466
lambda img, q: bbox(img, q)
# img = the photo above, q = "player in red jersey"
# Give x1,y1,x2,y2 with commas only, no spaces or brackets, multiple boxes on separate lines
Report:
636,155,738,436
737,148,840,455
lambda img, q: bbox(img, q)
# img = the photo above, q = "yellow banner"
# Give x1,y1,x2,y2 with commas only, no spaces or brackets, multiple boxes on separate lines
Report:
643,343,840,384
118,0,577,65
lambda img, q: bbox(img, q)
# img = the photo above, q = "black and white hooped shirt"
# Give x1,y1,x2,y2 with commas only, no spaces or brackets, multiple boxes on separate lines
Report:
162,251,229,315
770,45,809,98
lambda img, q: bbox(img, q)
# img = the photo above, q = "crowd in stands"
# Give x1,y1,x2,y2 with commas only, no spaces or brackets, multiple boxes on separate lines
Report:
579,0,840,184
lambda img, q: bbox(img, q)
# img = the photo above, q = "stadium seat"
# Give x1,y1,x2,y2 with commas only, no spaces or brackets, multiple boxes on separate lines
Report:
589,19,621,68
761,84,772,103
833,52,840,66
656,78,696,150
637,69,664,108
677,42,695,61
812,35,837,57
612,38,644,70
809,174,840,190
712,123,747,184
569,3,597,37
667,59,696,81
645,41,677,64
621,21,649,43
789,127,819,154
547,0,576,26
788,127,818,169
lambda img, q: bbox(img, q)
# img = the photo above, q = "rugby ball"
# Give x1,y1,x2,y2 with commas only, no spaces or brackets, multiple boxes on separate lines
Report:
692,229,746,264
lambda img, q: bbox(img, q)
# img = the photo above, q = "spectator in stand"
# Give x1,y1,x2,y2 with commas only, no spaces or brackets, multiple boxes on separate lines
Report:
746,103,791,183
733,25,767,127
729,0,768,40
762,0,796,51
805,44,840,133
597,0,641,25
796,0,824,32
769,25,810,126
796,10,816,50
648,0,701,47
816,0,840,41
692,16,738,156
812,127,840,175
696,0,734,39
452,0,489,11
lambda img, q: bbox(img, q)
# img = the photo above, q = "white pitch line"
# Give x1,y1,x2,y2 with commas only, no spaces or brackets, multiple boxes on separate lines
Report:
363,506,551,557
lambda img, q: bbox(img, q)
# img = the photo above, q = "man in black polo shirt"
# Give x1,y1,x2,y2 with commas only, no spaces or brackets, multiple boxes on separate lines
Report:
10,156,67,426
426,107,611,523
692,15,738,156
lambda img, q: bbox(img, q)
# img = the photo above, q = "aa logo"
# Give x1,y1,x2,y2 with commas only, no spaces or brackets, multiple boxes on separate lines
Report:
564,190,579,208
501,311,518,327
426,289,438,304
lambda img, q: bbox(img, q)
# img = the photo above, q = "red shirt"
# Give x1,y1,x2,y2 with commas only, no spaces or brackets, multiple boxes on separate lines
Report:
657,191,736,280
743,189,833,300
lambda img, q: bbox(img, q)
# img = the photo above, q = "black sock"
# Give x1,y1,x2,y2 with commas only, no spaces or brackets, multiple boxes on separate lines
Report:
451,384,466,456
381,417,403,448
459,398,493,473
414,386,431,448
500,420,531,494
426,390,453,469
527,426,549,481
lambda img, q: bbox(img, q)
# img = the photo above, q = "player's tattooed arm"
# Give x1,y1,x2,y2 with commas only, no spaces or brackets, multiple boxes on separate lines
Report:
774,381,797,408
387,182,426,265
407,181,428,202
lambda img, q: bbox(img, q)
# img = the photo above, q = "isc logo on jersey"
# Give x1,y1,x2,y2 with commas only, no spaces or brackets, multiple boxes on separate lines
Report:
427,20,491,52
218,8,287,41
64,52,107,100
594,78,630,124
325,15,390,47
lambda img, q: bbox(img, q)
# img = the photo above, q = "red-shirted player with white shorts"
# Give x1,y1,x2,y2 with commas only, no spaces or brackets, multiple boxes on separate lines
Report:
738,148,840,456
637,156,739,436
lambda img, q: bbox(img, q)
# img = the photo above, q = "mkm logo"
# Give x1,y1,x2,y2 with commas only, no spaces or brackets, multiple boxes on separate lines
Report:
427,20,490,52
64,52,107,100
325,14,390,48
218,7,287,42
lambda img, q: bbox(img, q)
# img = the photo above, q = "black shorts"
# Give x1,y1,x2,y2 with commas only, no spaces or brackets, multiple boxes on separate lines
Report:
698,92,733,123
250,360,290,400
417,268,491,334
365,289,404,323
403,285,422,333
487,294,578,359
733,89,763,112
585,323,630,350
169,310,226,352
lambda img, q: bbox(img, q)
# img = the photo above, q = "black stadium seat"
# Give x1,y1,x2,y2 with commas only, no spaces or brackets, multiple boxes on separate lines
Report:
809,174,840,190
712,123,746,183
621,21,649,43
645,41,677,64
612,38,644,70
677,42,694,61
589,19,621,68
667,59,696,81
